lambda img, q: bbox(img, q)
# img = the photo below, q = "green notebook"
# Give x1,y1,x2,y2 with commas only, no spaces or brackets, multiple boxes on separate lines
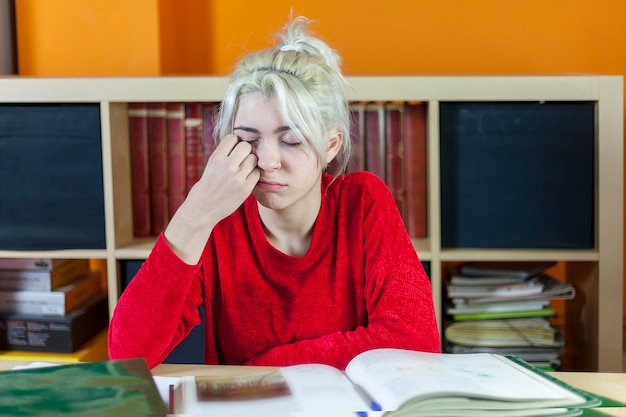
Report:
452,306,556,321
0,357,167,417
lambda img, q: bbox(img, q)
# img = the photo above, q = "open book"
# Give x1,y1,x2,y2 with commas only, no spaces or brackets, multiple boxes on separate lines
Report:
170,348,600,417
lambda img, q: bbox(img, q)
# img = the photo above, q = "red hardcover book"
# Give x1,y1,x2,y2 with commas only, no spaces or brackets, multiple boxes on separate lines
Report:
148,102,169,235
166,102,186,218
385,103,406,222
404,102,428,238
202,103,218,165
127,102,151,238
184,103,204,194
363,103,386,181
347,103,365,173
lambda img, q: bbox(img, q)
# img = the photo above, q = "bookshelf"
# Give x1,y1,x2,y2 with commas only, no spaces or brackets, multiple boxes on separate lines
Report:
0,76,622,372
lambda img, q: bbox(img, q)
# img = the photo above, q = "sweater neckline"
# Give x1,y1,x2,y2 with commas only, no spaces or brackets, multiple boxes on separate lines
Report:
245,174,332,263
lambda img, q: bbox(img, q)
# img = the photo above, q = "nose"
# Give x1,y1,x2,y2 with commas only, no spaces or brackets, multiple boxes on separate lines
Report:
254,140,282,172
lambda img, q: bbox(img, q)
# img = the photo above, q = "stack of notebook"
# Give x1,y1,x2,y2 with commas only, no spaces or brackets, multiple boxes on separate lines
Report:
443,261,575,370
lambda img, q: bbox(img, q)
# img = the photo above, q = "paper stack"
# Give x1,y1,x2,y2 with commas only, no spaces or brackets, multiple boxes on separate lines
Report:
443,261,575,370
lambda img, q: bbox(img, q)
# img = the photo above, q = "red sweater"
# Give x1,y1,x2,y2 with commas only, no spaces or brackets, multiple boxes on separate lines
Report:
108,172,440,369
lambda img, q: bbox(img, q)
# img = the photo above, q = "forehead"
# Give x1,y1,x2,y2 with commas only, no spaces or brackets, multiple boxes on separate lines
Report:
234,92,285,124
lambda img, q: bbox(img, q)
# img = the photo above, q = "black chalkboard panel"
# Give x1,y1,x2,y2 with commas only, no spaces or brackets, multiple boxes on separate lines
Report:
440,102,594,249
0,104,106,249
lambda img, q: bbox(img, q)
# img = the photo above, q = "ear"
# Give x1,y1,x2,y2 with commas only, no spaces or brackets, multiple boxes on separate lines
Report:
324,127,343,164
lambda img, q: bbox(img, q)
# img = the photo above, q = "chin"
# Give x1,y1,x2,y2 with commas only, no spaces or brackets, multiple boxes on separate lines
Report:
252,191,288,210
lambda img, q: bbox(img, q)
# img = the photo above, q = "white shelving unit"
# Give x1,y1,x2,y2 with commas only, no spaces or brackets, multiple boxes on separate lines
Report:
0,75,622,371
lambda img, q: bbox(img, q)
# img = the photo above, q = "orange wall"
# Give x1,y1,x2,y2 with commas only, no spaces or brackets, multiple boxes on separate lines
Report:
15,0,161,75
14,0,626,319
16,0,626,77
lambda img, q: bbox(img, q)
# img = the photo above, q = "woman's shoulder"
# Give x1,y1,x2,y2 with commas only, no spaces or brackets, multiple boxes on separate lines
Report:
324,171,395,209
326,171,389,194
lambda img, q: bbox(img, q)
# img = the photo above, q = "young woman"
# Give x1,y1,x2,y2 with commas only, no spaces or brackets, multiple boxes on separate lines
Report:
108,16,440,370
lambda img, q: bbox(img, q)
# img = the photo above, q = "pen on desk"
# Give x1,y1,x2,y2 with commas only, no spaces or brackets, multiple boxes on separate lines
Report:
354,384,383,412
168,383,174,414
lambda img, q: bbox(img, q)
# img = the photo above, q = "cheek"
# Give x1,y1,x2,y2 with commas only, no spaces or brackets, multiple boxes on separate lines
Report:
284,152,322,173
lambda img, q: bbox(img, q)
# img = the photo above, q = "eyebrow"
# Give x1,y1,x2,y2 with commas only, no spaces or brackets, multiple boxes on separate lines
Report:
233,125,293,134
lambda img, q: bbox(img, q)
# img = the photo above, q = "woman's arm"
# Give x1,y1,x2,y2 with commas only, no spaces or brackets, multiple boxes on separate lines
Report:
108,135,259,368
107,234,205,368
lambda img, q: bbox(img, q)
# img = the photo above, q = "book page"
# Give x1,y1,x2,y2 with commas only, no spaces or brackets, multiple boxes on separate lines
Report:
345,349,587,411
173,364,369,416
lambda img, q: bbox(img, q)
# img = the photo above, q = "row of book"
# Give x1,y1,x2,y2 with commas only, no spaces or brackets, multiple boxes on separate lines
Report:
0,258,108,355
128,101,218,237
443,261,576,371
343,102,428,238
128,101,428,239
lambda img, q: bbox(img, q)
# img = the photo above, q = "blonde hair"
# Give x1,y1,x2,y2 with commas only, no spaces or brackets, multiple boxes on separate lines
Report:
214,16,351,176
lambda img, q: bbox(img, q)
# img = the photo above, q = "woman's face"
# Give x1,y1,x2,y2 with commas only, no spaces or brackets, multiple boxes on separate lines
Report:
233,91,323,212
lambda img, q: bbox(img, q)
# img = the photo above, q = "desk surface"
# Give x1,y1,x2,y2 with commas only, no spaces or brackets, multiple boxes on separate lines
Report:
2,361,625,416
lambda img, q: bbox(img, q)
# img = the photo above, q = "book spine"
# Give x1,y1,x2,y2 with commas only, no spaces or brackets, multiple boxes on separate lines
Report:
166,102,186,218
0,271,102,316
148,102,169,235
127,102,152,238
404,102,428,239
0,294,108,353
0,259,90,291
385,103,406,222
184,103,204,194
348,103,366,172
0,258,68,271
0,327,109,362
364,103,386,181
202,103,218,165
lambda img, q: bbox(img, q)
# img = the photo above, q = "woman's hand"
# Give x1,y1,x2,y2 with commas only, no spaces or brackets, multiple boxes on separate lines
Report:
191,134,260,221
163,134,260,264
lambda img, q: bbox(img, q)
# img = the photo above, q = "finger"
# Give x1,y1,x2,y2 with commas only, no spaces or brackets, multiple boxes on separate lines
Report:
240,152,259,173
228,140,254,162
212,134,239,158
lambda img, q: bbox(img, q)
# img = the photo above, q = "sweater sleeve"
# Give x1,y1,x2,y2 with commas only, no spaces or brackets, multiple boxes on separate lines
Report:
246,175,441,369
107,233,205,368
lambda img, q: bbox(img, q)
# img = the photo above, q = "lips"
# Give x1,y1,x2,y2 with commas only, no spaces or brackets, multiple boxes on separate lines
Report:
257,179,285,191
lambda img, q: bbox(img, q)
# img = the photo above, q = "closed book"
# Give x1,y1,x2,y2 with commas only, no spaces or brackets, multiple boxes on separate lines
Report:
456,274,576,304
460,261,557,279
447,279,544,299
0,271,101,316
404,102,428,238
449,274,527,286
385,103,406,221
446,299,550,315
348,103,366,172
0,259,90,291
184,102,204,194
0,293,108,353
0,327,109,363
363,103,386,181
444,317,564,348
0,258,69,271
202,102,218,165
127,102,152,238
0,357,168,416
452,306,556,322
166,102,186,218
148,102,169,235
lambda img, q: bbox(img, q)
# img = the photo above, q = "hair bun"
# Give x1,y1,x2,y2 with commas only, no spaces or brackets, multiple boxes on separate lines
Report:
279,44,299,52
